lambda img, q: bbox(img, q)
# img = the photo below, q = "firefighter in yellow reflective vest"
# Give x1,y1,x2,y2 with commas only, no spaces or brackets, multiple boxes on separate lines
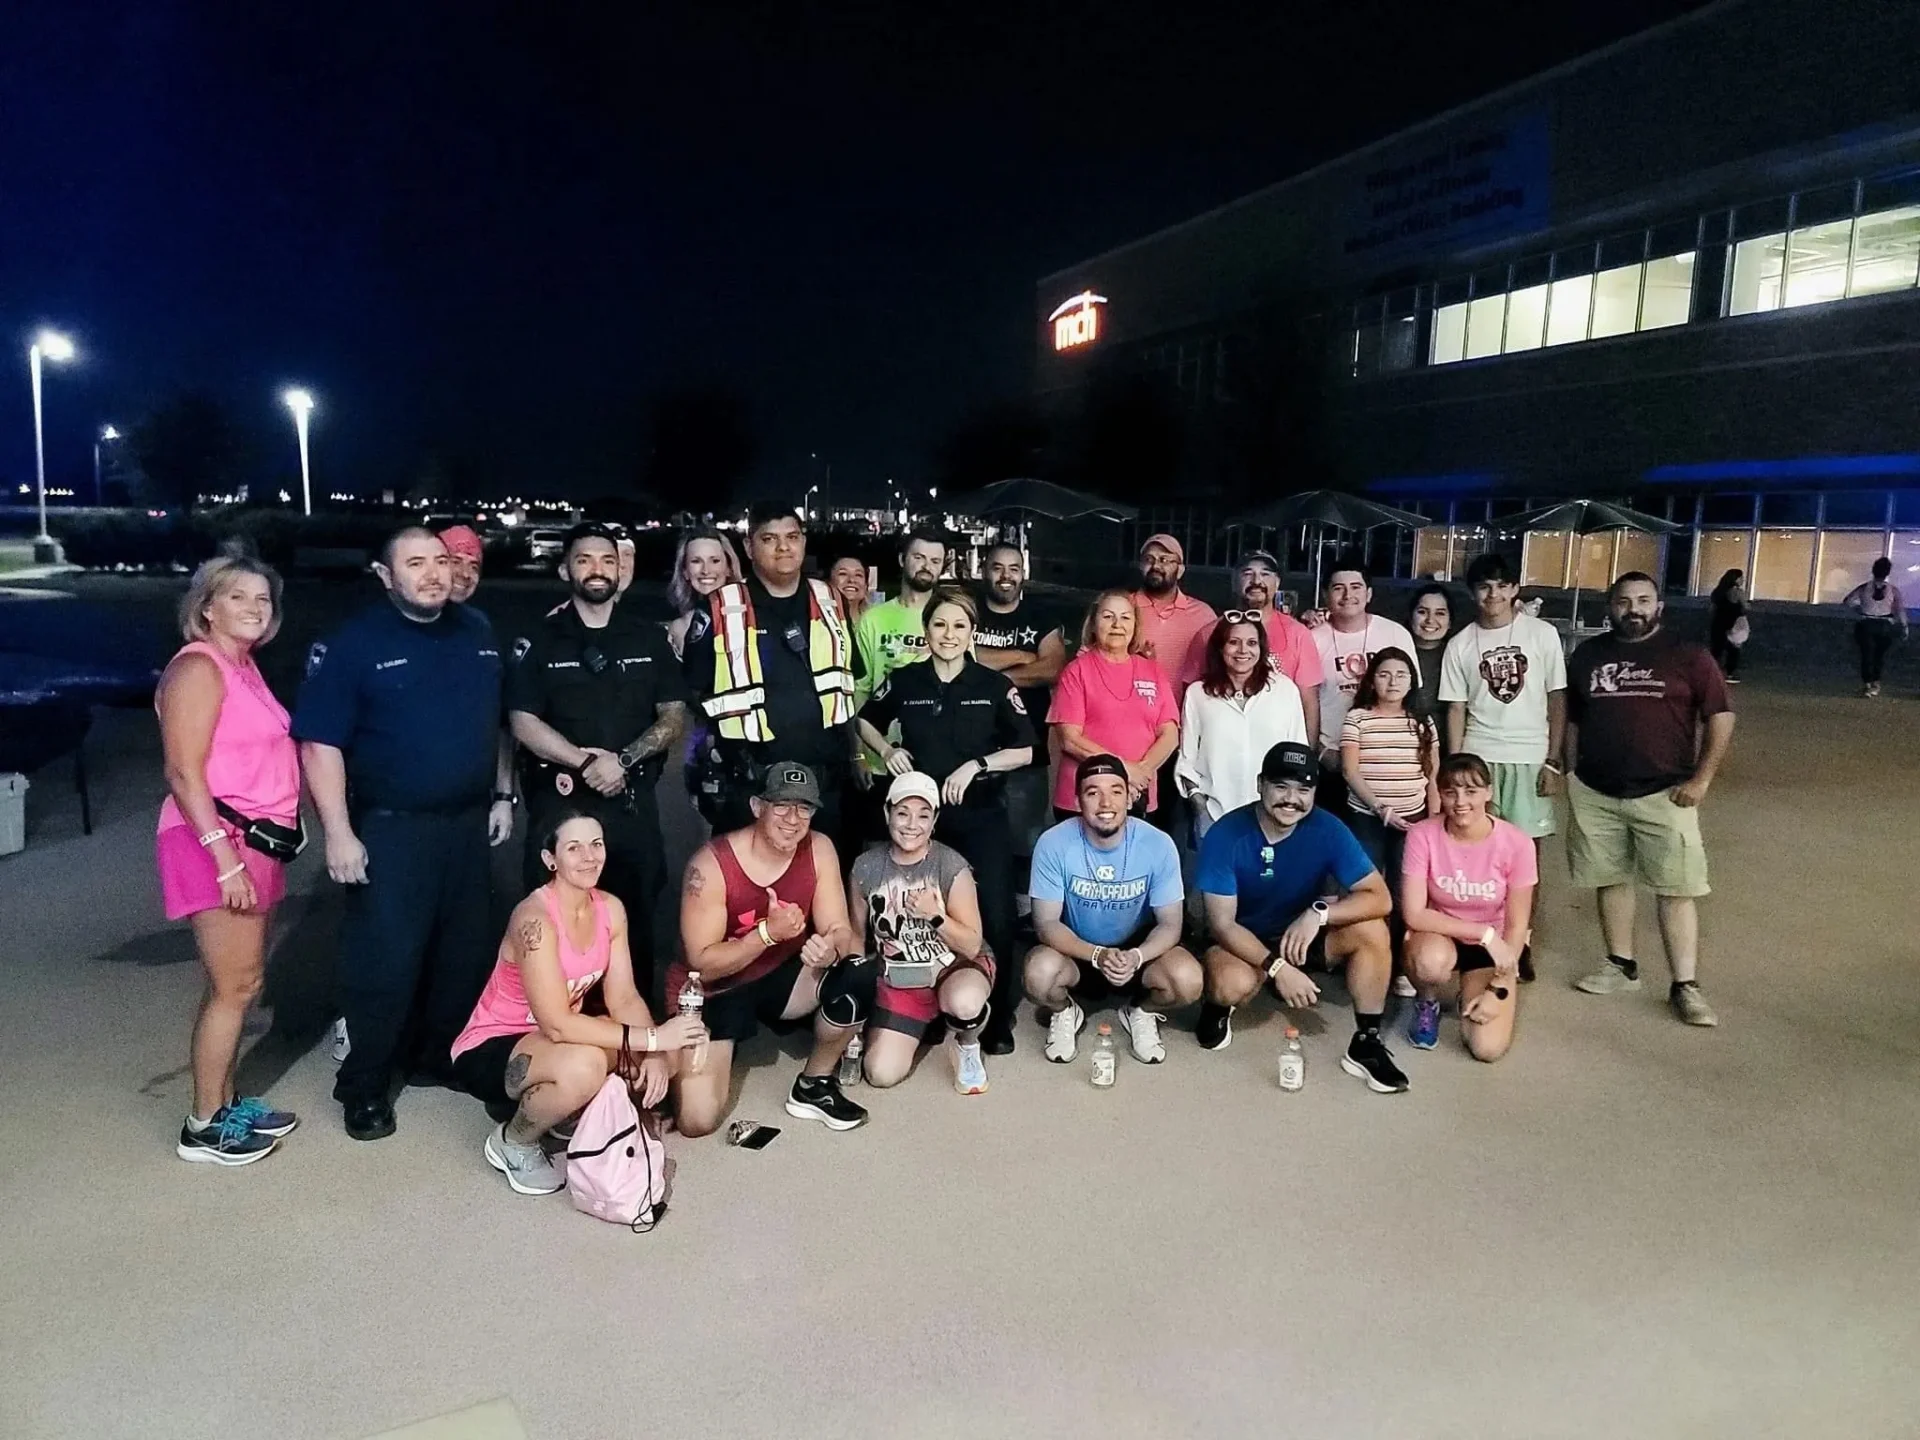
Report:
683,502,857,836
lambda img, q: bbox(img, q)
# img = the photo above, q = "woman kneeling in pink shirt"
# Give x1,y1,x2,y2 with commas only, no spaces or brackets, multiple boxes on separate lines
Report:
1399,753,1536,1061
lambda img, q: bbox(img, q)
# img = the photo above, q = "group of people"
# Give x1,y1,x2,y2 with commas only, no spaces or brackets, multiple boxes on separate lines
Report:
153,506,1737,1195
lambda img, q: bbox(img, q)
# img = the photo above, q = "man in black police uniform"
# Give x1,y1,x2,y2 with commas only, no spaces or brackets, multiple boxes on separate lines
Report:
507,522,690,992
972,541,1066,854
684,501,859,841
294,526,505,1142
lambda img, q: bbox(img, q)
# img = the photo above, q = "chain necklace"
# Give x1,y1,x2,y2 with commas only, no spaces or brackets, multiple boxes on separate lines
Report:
1086,649,1138,705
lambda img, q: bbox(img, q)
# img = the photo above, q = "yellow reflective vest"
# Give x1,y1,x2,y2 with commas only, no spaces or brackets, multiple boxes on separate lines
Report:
701,577,855,743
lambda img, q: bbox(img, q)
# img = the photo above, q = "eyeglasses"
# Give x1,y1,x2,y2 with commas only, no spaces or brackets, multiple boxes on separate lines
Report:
1220,609,1262,624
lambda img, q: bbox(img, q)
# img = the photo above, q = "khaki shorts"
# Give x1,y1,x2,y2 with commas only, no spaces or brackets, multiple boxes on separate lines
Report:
1489,762,1557,839
1565,776,1710,897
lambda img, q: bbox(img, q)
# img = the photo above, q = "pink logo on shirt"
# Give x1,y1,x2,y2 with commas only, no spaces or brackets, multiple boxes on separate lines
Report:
1133,680,1158,703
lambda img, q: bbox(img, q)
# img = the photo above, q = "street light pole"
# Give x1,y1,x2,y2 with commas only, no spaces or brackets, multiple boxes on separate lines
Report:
94,424,119,508
28,330,76,561
283,388,315,516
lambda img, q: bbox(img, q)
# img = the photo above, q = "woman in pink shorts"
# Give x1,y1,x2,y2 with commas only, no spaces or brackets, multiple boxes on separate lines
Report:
155,552,303,1165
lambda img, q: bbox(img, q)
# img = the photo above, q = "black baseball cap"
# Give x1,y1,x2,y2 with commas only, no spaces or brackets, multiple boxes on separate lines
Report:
561,521,622,559
1238,549,1281,573
758,761,822,809
1075,754,1130,790
1259,741,1318,787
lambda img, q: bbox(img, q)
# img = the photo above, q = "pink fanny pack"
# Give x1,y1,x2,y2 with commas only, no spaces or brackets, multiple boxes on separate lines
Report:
563,1066,669,1231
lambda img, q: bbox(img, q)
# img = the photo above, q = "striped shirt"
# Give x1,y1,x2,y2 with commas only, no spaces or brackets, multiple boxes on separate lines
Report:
1341,707,1431,818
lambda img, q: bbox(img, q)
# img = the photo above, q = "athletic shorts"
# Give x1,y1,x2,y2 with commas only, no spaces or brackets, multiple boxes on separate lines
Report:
873,951,997,1040
1062,926,1159,1004
1488,762,1557,839
156,824,287,922
450,1032,525,1107
1565,776,1710,897
1453,943,1495,974
703,954,811,1044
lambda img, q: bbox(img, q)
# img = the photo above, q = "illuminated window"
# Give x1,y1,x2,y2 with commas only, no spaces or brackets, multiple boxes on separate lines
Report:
1729,234,1787,314
1463,294,1505,360
1784,219,1854,308
1413,526,1488,580
1848,204,1920,297
1692,530,1752,595
1504,284,1547,352
1522,530,1571,587
1431,304,1467,365
1588,264,1641,338
1640,253,1694,329
1816,532,1891,604
1751,528,1816,602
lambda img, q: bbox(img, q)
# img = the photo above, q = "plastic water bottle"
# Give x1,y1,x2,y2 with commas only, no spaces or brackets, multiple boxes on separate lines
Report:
838,1033,864,1088
1278,1026,1305,1092
679,970,707,1073
1091,1023,1117,1088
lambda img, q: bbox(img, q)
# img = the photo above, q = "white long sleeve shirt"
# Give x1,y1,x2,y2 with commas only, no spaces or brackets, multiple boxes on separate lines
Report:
1174,668,1309,821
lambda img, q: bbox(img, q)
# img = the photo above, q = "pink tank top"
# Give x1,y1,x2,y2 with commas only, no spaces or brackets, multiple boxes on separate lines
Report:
156,641,300,834
451,886,612,1058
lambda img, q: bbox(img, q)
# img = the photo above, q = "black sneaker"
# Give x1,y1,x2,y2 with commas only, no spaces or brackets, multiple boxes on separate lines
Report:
1195,1001,1235,1052
1340,1031,1410,1094
784,1074,869,1131
1517,944,1536,984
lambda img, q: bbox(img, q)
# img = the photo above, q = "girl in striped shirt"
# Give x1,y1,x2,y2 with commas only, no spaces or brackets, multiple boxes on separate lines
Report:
1340,647,1439,881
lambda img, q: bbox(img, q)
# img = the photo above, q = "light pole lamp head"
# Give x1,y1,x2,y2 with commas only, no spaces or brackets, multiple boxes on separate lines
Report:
283,387,316,420
101,424,121,441
34,330,76,363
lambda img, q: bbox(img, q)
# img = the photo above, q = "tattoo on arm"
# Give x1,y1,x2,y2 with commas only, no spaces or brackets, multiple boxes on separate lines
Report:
503,1052,532,1099
623,702,690,765
517,916,544,953
683,860,706,897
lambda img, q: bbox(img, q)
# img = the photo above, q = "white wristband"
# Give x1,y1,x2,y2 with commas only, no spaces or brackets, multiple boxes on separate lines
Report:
1479,926,1498,948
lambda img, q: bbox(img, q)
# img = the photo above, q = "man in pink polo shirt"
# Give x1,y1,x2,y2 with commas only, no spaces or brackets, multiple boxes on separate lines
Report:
1130,534,1217,697
1180,548,1322,747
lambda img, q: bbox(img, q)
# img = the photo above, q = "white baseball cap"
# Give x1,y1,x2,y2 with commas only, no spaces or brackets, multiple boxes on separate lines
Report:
886,771,941,810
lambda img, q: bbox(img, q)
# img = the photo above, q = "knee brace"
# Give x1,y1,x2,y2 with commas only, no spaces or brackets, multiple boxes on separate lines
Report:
817,957,878,1030
945,1000,990,1034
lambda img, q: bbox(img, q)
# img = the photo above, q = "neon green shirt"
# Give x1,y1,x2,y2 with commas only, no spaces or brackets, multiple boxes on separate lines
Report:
853,598,929,706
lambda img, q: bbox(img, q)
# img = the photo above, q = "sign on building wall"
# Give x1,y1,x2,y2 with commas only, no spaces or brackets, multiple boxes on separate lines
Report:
1340,109,1551,261
1048,290,1107,350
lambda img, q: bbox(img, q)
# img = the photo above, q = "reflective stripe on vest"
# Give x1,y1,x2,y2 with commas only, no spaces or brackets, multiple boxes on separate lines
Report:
703,579,853,740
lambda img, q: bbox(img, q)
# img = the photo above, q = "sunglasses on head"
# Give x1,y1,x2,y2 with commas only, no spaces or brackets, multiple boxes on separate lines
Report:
1221,609,1262,624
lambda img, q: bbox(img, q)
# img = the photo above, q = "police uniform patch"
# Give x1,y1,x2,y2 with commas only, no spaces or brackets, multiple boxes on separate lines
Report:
686,610,713,644
305,642,327,678
556,772,574,796
512,636,532,662
1007,687,1027,715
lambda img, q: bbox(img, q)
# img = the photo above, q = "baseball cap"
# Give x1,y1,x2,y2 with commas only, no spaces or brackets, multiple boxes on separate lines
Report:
1075,753,1130,790
1238,549,1281,574
1139,532,1184,563
886,771,941,810
757,761,821,809
561,521,622,558
435,524,483,562
1259,741,1319,788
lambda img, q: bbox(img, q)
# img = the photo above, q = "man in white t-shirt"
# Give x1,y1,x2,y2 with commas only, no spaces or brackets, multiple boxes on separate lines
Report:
1310,558,1420,762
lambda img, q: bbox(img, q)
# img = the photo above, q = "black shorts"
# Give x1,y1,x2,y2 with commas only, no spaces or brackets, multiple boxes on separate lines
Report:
450,1032,525,1107
1454,943,1496,974
703,954,811,1044
1065,925,1156,1004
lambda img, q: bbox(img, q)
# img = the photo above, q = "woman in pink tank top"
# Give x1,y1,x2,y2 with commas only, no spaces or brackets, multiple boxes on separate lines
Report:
448,812,708,1196
154,554,303,1167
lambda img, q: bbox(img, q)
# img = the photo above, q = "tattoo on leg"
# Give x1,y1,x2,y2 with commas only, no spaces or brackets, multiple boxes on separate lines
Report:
503,1052,532,1099
517,916,544,953
504,1101,543,1145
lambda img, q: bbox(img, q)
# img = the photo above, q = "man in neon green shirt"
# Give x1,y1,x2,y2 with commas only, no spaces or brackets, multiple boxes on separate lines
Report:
853,528,948,706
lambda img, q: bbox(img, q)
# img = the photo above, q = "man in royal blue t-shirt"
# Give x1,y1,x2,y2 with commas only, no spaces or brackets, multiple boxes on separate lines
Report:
1024,754,1203,1067
1195,741,1405,1093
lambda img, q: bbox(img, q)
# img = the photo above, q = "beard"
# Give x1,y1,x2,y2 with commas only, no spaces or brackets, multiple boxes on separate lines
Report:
1140,572,1175,595
1612,613,1656,637
572,575,617,604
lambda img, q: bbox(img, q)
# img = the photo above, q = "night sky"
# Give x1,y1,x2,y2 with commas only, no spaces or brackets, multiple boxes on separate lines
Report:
3,0,1706,508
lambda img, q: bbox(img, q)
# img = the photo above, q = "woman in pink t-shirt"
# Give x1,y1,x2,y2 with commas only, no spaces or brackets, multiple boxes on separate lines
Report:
155,553,303,1166
1399,753,1536,1062
1047,588,1178,818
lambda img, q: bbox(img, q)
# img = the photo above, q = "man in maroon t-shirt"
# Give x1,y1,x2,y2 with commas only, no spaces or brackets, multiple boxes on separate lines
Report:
1564,573,1735,1027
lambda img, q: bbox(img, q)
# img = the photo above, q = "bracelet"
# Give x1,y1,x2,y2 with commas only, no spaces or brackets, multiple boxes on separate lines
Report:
197,828,228,848
1542,762,1563,774
216,863,247,884
756,918,773,947
645,1026,658,1053
1479,926,1498,948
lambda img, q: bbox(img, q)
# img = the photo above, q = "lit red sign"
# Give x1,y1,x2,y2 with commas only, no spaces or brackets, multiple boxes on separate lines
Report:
1049,290,1107,351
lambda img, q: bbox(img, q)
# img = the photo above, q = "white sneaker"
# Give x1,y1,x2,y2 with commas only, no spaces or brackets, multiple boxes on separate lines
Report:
1045,1000,1085,1064
328,1017,351,1064
1391,974,1417,999
1118,1005,1167,1064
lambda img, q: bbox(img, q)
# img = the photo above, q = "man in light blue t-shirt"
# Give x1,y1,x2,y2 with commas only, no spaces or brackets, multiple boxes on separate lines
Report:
1024,754,1202,1067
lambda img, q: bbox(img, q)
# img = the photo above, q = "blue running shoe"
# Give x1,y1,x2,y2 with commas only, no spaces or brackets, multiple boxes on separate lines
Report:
1408,998,1441,1050
177,1108,278,1166
228,1096,299,1138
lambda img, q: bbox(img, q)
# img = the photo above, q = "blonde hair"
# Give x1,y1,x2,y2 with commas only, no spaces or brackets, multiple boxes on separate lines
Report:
179,553,284,646
668,527,744,616
1080,587,1143,653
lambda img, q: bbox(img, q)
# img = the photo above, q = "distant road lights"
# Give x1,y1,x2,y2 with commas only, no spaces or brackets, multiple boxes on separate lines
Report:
28,329,77,556
282,388,316,516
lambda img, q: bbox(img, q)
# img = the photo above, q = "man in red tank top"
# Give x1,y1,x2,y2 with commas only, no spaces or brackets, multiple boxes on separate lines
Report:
672,762,872,1134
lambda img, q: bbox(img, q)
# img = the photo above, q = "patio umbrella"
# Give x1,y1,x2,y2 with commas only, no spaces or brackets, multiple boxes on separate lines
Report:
1227,489,1430,598
951,477,1138,523
1496,499,1682,625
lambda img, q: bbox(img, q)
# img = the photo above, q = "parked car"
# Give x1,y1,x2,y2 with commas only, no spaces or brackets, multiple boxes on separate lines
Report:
523,528,564,565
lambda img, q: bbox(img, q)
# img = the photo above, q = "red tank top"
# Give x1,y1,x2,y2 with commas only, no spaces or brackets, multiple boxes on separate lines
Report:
694,832,818,995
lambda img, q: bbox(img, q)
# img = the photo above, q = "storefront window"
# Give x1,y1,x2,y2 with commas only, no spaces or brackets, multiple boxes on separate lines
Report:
1692,530,1752,594
1413,526,1488,580
1751,528,1816,602
1816,532,1891,604
1522,530,1571,587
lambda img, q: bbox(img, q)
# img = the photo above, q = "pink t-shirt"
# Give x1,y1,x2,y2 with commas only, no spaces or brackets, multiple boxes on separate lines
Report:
1131,590,1217,698
1402,815,1538,931
1047,651,1177,810
156,641,300,834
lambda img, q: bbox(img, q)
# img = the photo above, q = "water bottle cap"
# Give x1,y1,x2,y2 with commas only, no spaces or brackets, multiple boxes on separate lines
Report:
1096,1023,1112,1034
1284,1026,1299,1038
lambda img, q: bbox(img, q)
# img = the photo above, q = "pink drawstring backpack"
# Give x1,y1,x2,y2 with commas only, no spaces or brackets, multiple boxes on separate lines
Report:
563,1061,669,1231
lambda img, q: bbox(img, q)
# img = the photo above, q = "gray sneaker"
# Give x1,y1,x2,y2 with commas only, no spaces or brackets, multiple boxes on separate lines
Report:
1670,983,1719,1027
484,1125,565,1195
1575,961,1643,995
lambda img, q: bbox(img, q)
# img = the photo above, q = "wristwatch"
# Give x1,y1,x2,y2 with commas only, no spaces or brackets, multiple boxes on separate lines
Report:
491,790,518,807
617,749,638,772
1311,900,1331,928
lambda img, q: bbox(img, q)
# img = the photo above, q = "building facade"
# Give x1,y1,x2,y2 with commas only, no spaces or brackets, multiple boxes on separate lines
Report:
1033,0,1920,604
